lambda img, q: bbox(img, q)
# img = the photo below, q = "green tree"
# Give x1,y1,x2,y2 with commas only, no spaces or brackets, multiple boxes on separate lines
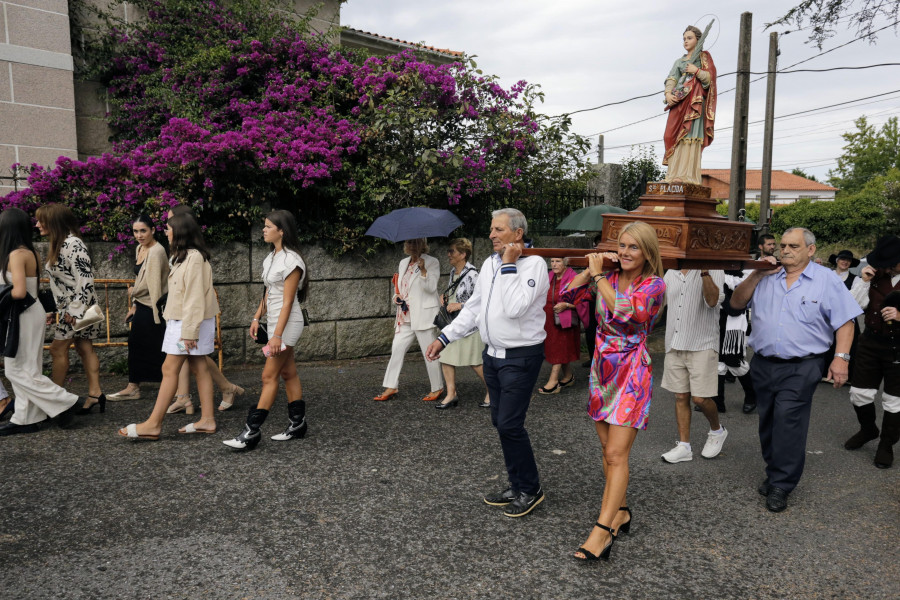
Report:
619,146,665,211
791,168,818,182
767,0,900,47
828,116,900,195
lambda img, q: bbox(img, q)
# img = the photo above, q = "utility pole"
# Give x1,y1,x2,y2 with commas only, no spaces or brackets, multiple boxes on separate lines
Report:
597,134,605,164
758,32,779,233
728,12,752,221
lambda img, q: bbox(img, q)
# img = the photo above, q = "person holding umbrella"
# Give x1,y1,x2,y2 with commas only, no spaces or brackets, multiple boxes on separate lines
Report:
374,238,444,402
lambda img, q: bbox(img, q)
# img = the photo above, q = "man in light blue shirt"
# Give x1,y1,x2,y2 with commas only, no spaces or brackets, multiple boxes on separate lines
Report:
731,227,861,512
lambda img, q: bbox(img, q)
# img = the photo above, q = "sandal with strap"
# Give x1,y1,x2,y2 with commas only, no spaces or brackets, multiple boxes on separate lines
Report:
538,382,561,395
117,423,159,441
167,394,194,415
574,522,617,562
617,506,632,536
218,384,245,411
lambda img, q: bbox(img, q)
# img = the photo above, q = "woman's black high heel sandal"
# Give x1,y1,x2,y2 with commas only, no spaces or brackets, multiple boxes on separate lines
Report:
617,506,632,535
77,393,106,415
574,522,617,562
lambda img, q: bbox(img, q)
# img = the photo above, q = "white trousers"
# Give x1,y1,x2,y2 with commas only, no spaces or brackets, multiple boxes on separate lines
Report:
7,302,78,425
382,324,443,391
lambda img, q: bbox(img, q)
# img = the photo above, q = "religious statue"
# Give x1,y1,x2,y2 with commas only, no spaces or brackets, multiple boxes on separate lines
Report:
663,22,717,185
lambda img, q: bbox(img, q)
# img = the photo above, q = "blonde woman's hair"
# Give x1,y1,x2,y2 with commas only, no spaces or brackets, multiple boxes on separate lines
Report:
619,221,663,278
449,238,472,261
404,238,429,255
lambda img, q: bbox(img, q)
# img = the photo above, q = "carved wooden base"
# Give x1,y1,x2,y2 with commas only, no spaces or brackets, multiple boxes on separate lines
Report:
597,182,754,261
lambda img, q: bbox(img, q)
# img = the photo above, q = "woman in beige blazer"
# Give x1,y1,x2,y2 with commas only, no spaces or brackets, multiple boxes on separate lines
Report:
109,215,169,400
118,213,219,440
374,238,444,402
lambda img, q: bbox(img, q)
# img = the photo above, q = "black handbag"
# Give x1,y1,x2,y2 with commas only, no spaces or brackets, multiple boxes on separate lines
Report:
255,322,268,345
155,293,167,322
38,289,56,313
432,267,474,330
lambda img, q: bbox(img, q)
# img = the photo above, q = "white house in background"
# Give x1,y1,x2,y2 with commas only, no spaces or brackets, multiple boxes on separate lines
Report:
701,170,839,204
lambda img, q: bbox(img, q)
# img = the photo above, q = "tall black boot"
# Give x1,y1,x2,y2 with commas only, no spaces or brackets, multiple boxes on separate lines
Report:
874,411,900,469
223,405,269,451
844,403,880,450
271,400,307,441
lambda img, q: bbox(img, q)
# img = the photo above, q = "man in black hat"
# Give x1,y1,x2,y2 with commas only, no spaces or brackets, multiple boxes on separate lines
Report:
822,250,861,381
846,235,900,468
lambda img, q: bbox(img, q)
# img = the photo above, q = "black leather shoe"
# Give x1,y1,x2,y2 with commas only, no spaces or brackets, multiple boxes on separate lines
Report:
742,402,757,414
56,401,81,429
758,478,770,496
503,488,544,517
435,397,458,410
483,487,517,506
0,421,40,436
766,487,789,512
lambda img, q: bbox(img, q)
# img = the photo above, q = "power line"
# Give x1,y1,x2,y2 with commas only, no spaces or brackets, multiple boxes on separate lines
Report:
602,89,900,150
576,19,900,132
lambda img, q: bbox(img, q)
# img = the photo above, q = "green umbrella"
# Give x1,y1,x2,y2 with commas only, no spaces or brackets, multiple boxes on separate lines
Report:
556,204,629,231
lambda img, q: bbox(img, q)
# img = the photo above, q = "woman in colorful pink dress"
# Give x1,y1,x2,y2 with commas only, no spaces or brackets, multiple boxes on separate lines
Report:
560,221,665,562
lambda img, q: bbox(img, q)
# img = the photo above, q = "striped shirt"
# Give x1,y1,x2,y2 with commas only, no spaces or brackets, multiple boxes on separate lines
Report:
663,269,725,352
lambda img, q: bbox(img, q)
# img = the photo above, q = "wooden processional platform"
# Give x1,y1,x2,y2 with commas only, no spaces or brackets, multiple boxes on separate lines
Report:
524,182,775,271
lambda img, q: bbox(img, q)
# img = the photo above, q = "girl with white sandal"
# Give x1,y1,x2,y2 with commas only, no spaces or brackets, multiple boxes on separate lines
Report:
118,213,219,440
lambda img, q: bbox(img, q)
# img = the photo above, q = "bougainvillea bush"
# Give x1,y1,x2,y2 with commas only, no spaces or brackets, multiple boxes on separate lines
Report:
1,0,591,254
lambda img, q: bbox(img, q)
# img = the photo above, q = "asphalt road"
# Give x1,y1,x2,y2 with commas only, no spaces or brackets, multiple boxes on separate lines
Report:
1,353,897,599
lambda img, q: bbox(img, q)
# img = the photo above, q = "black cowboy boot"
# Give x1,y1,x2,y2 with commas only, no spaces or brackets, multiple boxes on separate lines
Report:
874,411,900,469
271,400,307,441
844,404,880,450
223,405,269,451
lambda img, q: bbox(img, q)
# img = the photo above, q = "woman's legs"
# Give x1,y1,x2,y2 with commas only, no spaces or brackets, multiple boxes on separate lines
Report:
380,325,416,393
130,354,186,436
575,422,638,558
73,338,102,403
278,347,302,403
472,364,489,405
441,364,458,402
179,355,216,432
256,350,295,411
560,362,574,384
48,339,73,387
541,363,562,390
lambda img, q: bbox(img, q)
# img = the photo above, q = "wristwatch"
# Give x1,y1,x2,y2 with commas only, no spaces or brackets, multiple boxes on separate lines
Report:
835,353,851,362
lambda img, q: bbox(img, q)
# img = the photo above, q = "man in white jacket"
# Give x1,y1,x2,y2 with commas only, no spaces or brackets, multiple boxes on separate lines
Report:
427,208,550,518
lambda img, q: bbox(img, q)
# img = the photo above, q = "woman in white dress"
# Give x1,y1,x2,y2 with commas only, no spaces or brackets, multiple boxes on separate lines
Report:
224,210,309,451
0,208,80,436
436,238,488,409
118,213,220,440
35,203,105,414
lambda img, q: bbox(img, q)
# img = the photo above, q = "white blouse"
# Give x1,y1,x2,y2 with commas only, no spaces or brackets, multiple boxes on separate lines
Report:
262,249,306,321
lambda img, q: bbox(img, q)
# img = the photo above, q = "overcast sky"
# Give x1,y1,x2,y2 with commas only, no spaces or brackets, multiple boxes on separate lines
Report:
342,0,900,182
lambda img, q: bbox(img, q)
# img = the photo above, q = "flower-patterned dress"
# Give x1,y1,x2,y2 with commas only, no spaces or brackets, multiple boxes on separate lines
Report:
561,271,665,429
46,235,101,340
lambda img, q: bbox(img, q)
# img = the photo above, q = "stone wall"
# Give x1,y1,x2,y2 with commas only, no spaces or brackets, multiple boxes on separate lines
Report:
62,234,592,370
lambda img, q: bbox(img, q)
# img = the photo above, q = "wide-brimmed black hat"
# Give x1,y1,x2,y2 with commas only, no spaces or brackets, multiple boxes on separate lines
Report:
828,249,860,268
866,235,900,269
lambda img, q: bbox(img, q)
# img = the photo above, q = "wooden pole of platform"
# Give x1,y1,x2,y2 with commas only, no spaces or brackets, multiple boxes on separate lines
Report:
521,248,778,271
758,31,779,234
728,12,753,222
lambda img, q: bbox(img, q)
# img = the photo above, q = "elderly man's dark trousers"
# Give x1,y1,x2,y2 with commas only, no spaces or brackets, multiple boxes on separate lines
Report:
750,355,824,493
483,349,544,496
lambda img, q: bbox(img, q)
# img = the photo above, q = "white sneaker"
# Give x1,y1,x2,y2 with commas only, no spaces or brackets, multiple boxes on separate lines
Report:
701,428,729,459
661,443,693,463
